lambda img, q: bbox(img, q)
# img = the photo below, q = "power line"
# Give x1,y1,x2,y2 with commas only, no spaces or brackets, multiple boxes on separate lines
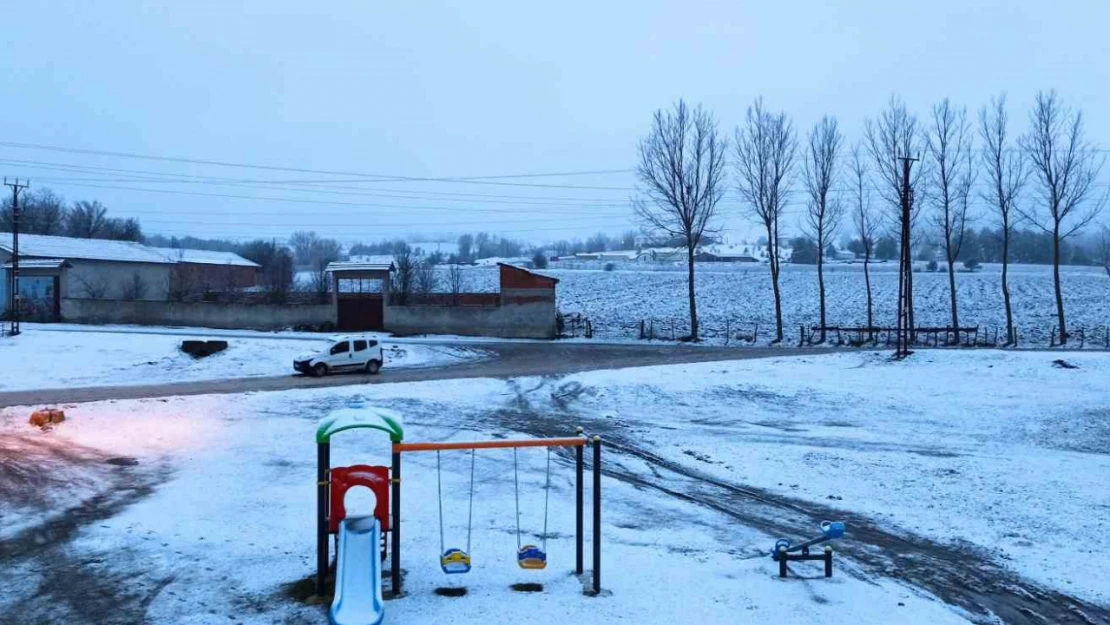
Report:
28,180,636,215
0,141,632,185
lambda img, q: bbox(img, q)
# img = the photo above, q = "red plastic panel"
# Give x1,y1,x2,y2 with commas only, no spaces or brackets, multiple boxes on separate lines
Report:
329,464,390,534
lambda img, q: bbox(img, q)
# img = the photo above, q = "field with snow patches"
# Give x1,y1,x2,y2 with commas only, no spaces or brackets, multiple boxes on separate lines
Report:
0,328,484,391
456,262,1110,345
2,350,1109,624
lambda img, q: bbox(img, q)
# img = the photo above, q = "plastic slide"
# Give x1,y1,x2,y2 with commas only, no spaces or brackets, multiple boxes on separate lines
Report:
329,517,385,625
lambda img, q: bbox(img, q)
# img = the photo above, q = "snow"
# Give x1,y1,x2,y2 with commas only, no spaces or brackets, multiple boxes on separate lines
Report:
7,350,1109,623
542,262,1108,346
0,327,486,391
150,247,259,267
0,232,171,264
0,378,973,625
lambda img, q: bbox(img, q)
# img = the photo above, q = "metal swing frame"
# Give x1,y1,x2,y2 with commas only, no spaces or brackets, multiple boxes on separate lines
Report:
388,433,602,596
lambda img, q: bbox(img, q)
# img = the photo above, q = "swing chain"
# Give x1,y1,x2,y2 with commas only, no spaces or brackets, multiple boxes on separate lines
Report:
542,447,551,552
466,448,475,554
513,448,522,551
513,447,553,553
436,450,445,555
440,449,478,556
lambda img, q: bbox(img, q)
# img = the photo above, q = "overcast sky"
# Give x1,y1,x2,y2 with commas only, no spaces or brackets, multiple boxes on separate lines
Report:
1,1,1107,246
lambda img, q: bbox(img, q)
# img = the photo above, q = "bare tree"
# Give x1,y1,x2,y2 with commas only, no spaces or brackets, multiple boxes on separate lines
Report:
865,96,925,334
979,94,1027,346
65,201,110,238
309,263,331,301
289,231,318,268
447,263,464,306
802,116,844,342
735,98,797,343
390,245,417,305
849,144,880,329
415,258,438,295
926,99,975,339
119,272,147,301
1018,91,1107,344
1099,227,1110,281
634,99,727,341
73,273,111,299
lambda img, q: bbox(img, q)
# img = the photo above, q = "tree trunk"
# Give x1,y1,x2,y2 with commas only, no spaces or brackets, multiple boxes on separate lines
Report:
687,246,699,341
946,257,959,344
1001,226,1014,346
1053,224,1067,344
907,246,915,343
767,225,783,343
863,253,873,330
817,232,827,343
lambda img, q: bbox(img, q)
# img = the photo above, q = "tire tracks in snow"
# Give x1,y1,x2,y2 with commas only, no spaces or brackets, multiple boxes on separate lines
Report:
0,435,175,625
485,376,1109,625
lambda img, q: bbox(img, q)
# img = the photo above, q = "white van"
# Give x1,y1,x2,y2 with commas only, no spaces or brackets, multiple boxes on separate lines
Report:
294,336,384,377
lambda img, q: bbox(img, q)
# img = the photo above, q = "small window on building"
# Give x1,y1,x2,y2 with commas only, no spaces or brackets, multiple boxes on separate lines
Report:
353,340,368,352
330,341,350,355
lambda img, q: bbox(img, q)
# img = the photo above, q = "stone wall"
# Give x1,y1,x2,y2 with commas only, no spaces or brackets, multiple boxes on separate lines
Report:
61,298,336,330
384,301,556,339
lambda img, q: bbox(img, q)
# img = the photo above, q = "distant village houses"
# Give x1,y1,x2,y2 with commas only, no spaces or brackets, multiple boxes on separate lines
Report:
0,233,258,320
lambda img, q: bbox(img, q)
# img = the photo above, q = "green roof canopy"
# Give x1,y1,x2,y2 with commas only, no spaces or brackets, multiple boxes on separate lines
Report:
316,407,405,444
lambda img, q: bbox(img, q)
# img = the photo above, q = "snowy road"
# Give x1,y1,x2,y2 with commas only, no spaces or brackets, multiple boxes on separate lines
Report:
0,342,819,408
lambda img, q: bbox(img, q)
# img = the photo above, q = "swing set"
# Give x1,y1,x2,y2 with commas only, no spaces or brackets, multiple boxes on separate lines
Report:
434,446,555,574
314,409,603,602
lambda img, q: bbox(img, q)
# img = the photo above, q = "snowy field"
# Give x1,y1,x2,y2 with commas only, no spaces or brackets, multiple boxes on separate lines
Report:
3,350,1108,624
456,262,1110,346
0,327,485,391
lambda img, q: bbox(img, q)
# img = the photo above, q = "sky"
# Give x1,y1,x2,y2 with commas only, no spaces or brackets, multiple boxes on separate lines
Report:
0,0,1108,247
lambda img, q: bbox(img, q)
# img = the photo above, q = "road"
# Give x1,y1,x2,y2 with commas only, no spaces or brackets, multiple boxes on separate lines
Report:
0,342,821,407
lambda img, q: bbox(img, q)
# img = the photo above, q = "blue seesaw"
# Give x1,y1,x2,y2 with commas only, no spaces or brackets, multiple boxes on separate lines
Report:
771,520,846,578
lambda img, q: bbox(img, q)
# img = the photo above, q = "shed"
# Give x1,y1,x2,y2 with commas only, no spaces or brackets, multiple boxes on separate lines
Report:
497,263,558,305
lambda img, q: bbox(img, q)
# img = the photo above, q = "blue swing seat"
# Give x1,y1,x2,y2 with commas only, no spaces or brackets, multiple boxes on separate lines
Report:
441,548,472,574
517,545,547,570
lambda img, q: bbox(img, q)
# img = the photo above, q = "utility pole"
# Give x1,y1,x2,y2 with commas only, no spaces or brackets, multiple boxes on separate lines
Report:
895,157,917,359
4,177,29,337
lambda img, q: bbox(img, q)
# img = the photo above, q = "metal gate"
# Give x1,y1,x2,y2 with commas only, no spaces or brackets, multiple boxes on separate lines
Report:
337,294,384,331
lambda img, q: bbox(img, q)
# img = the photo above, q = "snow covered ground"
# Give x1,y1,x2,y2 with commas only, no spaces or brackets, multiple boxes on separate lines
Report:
0,327,486,391
453,262,1110,346
3,350,1108,624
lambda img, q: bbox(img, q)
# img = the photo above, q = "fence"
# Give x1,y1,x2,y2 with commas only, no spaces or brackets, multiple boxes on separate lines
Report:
557,312,593,338
560,313,1110,350
61,298,336,331
797,325,1000,348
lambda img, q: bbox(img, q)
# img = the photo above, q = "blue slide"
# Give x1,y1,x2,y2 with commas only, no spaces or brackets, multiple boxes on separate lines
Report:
330,517,385,625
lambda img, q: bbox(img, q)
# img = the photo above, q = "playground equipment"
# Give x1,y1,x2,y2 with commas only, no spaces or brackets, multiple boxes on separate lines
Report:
513,447,550,570
436,450,475,574
771,520,846,578
314,407,603,623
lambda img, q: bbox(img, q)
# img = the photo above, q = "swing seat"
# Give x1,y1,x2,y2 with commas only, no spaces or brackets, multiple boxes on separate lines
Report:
517,545,547,570
441,548,472,574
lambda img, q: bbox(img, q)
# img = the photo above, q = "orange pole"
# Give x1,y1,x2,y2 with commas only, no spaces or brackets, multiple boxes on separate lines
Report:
393,437,586,453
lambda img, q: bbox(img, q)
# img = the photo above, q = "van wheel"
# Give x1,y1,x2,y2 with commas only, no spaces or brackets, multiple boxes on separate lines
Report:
313,363,328,377
366,360,381,375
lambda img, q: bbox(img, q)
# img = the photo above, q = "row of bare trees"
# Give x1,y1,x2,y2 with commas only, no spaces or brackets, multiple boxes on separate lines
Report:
635,92,1106,344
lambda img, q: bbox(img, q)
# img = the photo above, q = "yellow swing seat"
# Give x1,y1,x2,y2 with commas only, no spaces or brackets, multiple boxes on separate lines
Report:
517,544,547,570
441,548,472,574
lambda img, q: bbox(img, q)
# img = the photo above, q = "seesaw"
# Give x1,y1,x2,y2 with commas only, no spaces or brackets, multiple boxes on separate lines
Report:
771,520,845,578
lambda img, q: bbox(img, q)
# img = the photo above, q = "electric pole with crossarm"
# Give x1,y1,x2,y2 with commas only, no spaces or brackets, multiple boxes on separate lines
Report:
4,177,30,337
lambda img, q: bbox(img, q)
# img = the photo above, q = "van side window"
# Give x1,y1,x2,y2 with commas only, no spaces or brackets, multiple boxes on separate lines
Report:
330,341,350,355
353,340,368,352
367,340,378,348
